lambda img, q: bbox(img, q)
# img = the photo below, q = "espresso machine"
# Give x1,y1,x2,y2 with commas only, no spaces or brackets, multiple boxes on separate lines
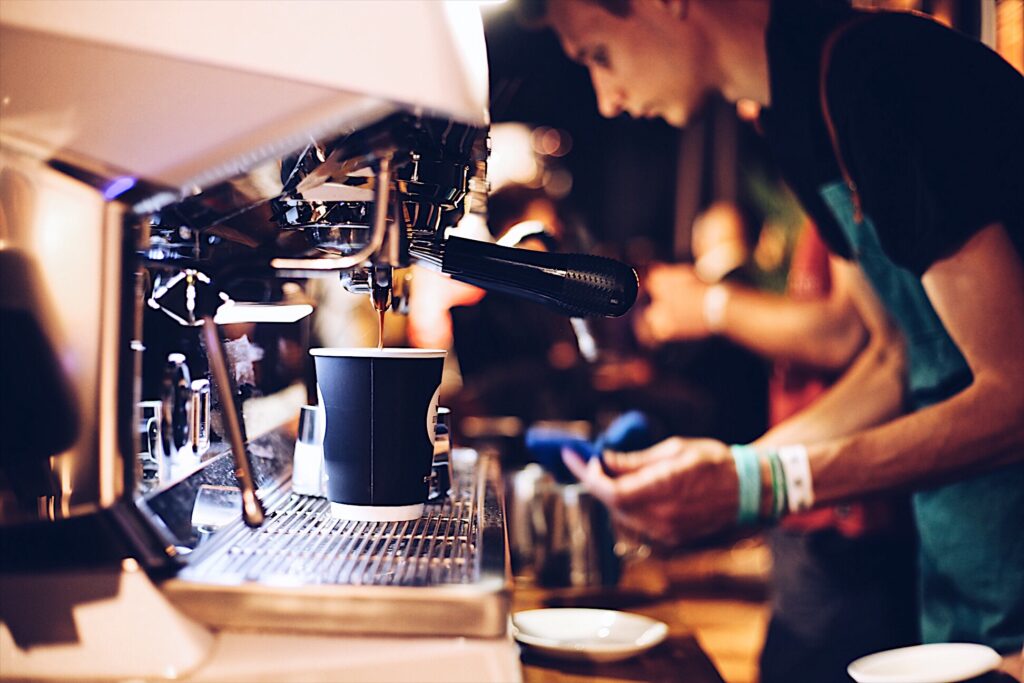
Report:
0,1,637,679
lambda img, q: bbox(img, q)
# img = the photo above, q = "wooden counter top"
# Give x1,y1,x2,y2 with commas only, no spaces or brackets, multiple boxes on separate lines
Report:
512,543,772,683
514,583,724,683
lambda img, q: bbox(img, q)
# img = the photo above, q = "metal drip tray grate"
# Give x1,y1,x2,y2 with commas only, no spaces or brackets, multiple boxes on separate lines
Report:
163,451,511,638
184,492,478,587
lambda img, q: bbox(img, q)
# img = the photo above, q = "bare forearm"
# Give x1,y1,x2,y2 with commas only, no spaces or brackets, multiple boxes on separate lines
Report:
748,258,903,446
800,225,1024,505
756,334,906,447
719,284,865,369
810,375,1024,504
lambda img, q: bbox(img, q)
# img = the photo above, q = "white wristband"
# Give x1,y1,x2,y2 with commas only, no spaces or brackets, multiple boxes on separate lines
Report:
702,283,730,334
777,444,814,513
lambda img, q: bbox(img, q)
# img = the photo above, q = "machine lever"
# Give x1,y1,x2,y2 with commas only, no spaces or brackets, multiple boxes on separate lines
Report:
200,316,266,528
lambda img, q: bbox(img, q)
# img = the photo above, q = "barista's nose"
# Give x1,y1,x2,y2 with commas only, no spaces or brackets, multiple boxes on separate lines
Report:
591,73,625,118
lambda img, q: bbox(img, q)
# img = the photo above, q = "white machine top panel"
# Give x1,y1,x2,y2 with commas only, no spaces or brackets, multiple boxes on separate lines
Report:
0,0,488,190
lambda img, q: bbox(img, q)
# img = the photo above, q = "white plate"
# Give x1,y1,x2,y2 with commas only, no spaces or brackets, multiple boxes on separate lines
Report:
512,608,669,663
848,643,1002,683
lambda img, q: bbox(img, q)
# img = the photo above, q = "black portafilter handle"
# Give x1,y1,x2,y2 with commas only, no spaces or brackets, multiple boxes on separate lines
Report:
438,236,639,318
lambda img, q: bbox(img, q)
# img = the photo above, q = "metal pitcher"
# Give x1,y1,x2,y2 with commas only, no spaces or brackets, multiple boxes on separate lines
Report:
506,464,620,587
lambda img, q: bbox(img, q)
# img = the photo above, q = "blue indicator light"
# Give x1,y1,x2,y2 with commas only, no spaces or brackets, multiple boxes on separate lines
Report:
103,176,137,200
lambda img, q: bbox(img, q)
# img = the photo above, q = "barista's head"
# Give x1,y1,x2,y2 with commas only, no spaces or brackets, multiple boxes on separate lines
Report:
516,0,771,127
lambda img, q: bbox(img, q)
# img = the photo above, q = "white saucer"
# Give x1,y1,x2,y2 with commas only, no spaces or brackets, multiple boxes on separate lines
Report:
848,643,1002,683
329,502,424,522
512,608,668,663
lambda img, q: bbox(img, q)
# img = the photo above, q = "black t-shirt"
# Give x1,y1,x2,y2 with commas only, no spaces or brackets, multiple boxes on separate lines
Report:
758,2,1024,652
761,0,1024,277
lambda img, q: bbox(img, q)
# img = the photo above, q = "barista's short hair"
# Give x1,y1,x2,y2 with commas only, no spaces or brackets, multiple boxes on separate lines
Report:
515,0,632,28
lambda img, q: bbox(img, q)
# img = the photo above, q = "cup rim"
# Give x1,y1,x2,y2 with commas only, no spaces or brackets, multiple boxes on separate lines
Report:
310,347,446,359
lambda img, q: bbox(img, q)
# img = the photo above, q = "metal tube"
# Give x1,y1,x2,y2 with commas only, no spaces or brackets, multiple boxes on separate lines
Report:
200,316,265,528
269,154,393,272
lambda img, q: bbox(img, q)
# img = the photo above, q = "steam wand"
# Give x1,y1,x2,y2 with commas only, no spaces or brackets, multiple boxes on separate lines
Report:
200,316,266,528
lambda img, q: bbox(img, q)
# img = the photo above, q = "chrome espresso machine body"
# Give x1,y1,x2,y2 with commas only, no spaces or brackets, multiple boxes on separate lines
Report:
0,1,637,680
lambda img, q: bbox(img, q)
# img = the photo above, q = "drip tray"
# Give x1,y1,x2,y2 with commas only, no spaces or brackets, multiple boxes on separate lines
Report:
163,453,511,638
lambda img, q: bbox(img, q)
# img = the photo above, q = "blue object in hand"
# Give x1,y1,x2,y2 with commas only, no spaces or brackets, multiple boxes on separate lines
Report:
524,428,599,483
525,410,656,483
596,410,655,453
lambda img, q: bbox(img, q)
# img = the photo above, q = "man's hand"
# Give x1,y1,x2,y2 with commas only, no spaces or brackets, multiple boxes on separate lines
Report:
562,437,738,546
406,266,484,349
635,263,710,345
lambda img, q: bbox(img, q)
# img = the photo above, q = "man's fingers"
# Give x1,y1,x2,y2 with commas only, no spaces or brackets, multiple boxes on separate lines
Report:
602,457,681,508
568,438,709,511
564,449,675,511
562,449,620,506
602,449,650,474
619,437,689,464
602,437,686,474
561,447,589,481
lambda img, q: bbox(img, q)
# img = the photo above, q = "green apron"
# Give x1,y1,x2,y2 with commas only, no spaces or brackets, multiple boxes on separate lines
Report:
820,180,1024,652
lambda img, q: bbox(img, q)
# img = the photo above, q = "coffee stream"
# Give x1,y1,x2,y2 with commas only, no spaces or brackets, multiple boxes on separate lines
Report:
377,308,385,350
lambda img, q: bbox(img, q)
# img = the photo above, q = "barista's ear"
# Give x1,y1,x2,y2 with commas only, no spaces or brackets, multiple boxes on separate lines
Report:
657,0,690,21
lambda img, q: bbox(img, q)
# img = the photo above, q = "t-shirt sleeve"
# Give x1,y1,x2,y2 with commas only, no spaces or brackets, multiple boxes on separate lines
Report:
826,13,1024,276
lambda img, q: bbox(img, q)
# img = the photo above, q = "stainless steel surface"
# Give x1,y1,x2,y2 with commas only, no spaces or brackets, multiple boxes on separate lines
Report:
292,413,323,499
191,493,473,586
292,407,326,498
163,353,192,457
189,379,211,456
164,451,510,637
370,264,393,313
560,483,612,587
436,406,453,437
506,463,618,587
137,400,164,487
429,407,454,501
0,152,129,522
296,406,321,446
270,154,393,273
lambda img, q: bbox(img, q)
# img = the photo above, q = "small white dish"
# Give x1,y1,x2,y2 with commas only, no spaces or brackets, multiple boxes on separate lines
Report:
848,642,1002,683
512,608,669,663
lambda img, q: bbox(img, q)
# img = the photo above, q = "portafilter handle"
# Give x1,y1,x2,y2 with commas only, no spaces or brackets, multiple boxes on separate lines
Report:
422,236,638,318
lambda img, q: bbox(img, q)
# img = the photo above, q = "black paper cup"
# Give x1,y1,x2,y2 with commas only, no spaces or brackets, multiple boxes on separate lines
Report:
311,348,445,521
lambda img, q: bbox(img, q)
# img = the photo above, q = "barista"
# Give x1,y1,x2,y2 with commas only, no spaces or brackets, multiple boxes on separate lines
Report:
641,206,919,682
516,0,1024,669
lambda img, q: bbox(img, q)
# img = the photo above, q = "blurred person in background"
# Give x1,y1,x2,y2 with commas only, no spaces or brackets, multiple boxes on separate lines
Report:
628,201,770,444
406,124,595,425
409,124,766,445
428,183,593,424
515,0,1024,676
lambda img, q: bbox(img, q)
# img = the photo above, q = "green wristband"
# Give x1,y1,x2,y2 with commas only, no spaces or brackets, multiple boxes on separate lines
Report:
730,444,761,525
767,449,787,520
